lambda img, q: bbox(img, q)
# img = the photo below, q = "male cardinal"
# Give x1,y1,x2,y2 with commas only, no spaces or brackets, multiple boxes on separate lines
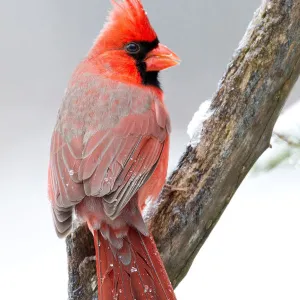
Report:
48,0,180,299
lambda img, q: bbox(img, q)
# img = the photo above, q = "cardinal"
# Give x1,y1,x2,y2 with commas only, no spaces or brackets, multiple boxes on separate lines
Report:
48,0,180,299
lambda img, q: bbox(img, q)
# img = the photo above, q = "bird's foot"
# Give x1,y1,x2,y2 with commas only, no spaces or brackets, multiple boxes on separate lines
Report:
79,256,96,275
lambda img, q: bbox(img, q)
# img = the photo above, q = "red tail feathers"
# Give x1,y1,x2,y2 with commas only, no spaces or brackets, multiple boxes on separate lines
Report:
93,227,176,300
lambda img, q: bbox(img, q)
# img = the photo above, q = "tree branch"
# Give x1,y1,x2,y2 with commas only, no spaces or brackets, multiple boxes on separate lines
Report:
66,0,300,298
274,132,300,148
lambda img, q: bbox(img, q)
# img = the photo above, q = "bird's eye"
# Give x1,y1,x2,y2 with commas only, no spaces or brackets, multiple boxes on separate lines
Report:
125,42,140,54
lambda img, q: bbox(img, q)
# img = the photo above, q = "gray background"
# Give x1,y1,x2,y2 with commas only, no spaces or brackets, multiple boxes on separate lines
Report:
1,1,300,299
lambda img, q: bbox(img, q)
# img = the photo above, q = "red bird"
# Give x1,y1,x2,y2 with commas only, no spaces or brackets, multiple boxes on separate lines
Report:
48,0,179,299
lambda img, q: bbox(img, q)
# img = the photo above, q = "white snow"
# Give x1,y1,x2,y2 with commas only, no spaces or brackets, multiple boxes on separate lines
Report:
236,7,259,52
142,196,156,222
187,99,213,148
236,1,269,54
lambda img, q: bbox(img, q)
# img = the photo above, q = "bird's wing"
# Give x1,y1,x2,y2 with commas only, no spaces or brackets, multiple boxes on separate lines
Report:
48,67,170,236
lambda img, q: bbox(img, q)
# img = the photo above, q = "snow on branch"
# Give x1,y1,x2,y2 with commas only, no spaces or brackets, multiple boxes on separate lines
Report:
187,99,213,148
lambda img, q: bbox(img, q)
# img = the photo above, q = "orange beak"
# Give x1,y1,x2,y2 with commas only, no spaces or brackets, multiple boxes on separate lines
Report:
145,43,180,72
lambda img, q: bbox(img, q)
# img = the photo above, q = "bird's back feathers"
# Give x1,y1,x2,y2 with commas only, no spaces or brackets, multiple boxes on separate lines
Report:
48,61,170,236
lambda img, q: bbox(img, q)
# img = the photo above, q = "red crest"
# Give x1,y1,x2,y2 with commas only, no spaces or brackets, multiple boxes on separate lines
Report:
95,0,157,53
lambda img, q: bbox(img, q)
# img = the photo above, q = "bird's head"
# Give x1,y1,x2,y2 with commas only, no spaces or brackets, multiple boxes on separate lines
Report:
88,0,180,88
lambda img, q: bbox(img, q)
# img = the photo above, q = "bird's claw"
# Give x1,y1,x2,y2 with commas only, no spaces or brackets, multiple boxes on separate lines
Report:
79,256,96,275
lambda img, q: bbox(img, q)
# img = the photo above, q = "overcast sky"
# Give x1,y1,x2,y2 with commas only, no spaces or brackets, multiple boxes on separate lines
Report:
1,0,300,299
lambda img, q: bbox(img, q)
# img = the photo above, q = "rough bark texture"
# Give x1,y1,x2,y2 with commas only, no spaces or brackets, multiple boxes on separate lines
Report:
66,0,300,298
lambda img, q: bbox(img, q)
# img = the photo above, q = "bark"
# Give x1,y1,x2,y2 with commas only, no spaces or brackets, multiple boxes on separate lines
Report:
66,0,300,298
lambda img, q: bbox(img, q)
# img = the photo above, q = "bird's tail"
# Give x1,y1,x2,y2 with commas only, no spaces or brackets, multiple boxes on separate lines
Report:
93,227,176,300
